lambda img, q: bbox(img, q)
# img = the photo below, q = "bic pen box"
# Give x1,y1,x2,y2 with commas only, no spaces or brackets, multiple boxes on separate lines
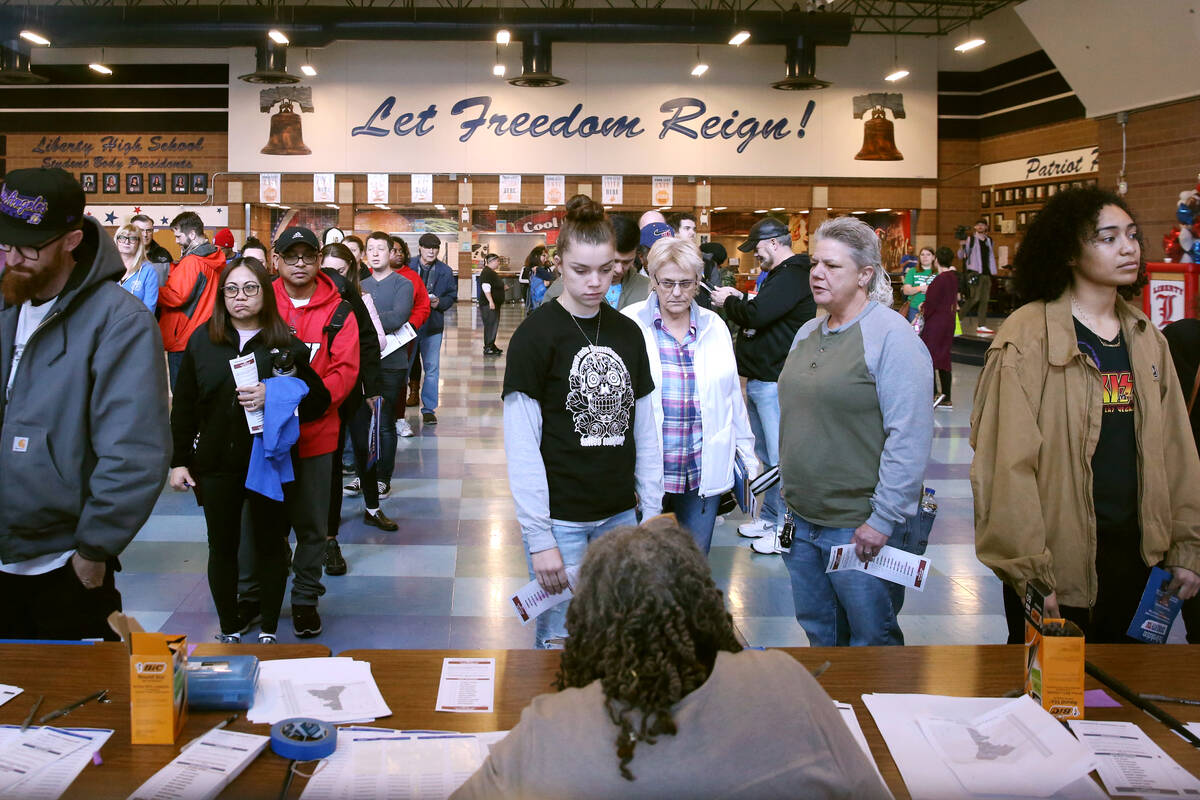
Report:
186,655,260,710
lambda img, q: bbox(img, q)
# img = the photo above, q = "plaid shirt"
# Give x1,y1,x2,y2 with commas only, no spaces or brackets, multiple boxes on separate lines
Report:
653,299,702,494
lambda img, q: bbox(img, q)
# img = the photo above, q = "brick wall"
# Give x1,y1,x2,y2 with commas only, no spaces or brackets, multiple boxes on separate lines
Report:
1098,97,1200,262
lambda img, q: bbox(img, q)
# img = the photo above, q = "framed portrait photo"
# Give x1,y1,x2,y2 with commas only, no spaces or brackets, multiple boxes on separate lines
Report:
1035,184,1046,200
148,173,166,194
171,173,189,194
126,173,143,195
190,173,208,194
1017,211,1028,231
980,190,990,209
80,173,97,194
102,173,120,194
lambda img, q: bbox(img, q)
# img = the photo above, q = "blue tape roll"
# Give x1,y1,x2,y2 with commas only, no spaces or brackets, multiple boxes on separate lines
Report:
270,717,337,761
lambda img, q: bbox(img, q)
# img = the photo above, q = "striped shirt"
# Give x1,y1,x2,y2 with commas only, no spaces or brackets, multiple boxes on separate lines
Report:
654,300,702,494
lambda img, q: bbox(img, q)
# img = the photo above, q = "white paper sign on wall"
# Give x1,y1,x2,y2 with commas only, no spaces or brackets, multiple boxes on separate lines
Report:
602,175,623,205
259,173,280,203
499,174,522,204
412,173,433,203
367,173,389,204
313,173,335,203
652,176,673,207
544,175,565,206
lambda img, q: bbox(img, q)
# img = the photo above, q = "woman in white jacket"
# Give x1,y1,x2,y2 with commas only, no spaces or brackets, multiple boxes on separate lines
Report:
624,238,759,553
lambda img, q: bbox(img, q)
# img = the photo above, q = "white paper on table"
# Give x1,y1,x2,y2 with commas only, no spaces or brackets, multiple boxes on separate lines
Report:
509,566,580,624
863,693,1106,800
0,688,20,709
0,727,91,794
349,734,486,799
127,729,269,800
380,323,417,359
228,354,263,434
834,702,892,798
435,658,495,713
247,658,391,725
826,544,933,592
1069,719,1200,797
915,695,1094,798
0,726,111,800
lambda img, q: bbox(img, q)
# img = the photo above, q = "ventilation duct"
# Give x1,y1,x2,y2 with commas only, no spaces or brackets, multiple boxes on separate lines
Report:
237,41,299,84
507,33,567,88
0,41,48,85
772,35,830,91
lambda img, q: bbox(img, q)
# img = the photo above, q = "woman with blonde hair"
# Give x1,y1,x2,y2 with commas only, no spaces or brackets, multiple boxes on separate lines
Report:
114,223,160,310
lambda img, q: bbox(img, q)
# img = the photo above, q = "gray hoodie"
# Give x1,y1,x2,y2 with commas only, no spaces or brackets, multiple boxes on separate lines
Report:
0,217,171,564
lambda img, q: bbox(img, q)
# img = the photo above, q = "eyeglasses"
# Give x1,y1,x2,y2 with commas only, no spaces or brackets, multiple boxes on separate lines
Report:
657,279,697,292
115,235,138,244
222,282,261,298
0,234,62,260
280,252,319,266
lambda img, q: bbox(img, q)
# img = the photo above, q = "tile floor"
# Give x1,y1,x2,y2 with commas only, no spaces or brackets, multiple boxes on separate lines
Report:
126,302,1186,650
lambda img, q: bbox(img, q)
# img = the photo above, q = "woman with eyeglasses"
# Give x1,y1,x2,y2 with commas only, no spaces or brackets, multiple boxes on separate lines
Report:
113,223,159,311
623,238,759,554
168,256,331,644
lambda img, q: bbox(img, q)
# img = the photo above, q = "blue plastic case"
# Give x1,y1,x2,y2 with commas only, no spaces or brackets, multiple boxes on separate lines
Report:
186,655,260,710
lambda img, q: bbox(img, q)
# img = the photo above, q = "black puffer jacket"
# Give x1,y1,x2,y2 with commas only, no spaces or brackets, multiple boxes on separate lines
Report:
723,254,816,382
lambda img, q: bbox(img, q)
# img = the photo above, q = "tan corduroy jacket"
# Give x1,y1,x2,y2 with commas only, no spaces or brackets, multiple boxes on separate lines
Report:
970,292,1200,608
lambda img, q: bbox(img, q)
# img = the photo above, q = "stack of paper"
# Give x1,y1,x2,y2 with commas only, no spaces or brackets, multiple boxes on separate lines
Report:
127,728,269,800
0,725,113,800
299,727,508,800
833,702,892,798
1068,719,1200,797
863,693,1106,799
247,658,391,725
0,687,22,708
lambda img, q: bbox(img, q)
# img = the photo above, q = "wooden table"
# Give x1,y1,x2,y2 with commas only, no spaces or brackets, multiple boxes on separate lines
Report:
1,643,1198,798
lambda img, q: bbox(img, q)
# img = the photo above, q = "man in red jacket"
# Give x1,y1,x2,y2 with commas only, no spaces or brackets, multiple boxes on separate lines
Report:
271,226,360,638
159,211,224,389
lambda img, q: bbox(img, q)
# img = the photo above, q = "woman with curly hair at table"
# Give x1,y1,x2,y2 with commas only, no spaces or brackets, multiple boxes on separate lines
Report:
451,518,889,800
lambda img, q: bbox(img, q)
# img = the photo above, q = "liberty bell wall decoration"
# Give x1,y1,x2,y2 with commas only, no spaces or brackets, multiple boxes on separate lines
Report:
260,87,314,156
852,92,905,162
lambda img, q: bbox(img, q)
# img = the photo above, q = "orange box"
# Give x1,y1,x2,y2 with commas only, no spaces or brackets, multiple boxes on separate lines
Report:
1023,582,1085,720
129,632,188,744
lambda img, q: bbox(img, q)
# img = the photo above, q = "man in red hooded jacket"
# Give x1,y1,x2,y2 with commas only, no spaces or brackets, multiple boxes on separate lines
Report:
159,211,225,389
271,226,360,638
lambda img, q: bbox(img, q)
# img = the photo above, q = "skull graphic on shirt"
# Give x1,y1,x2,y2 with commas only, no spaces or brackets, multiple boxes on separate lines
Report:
566,345,634,446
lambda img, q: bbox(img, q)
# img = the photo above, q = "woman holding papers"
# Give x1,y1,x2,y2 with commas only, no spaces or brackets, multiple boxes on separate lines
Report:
168,257,330,644
451,518,890,799
776,216,933,646
622,237,759,554
971,187,1200,643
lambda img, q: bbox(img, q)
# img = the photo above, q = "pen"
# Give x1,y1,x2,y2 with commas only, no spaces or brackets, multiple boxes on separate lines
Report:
37,689,109,724
181,714,238,751
1140,693,1200,707
20,695,43,732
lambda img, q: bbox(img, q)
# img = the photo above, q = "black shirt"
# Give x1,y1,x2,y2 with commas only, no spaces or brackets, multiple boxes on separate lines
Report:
478,265,506,306
502,300,654,521
1074,319,1139,531
1163,318,1200,451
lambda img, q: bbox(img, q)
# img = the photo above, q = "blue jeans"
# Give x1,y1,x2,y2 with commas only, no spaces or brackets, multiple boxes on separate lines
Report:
744,379,782,528
525,508,637,649
167,350,184,392
418,332,443,414
905,304,921,322
781,518,905,646
663,489,720,554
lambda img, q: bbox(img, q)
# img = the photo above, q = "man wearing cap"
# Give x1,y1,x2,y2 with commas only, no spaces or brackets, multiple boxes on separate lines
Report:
711,218,816,553
130,213,172,287
159,211,225,390
410,233,457,427
0,168,170,639
545,215,647,311
270,226,360,638
213,228,238,263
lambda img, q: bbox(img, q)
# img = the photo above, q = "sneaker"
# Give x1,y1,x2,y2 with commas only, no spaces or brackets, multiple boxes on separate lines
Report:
237,600,262,634
737,519,773,539
215,632,241,644
397,419,415,438
292,605,322,638
751,528,790,555
377,481,391,498
976,325,995,335
257,633,277,645
937,401,954,410
364,509,399,531
933,393,946,408
422,411,438,426
341,461,356,476
343,477,362,496
324,538,347,576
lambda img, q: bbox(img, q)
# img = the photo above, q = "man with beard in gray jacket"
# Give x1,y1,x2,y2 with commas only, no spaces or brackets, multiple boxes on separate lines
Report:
0,168,170,640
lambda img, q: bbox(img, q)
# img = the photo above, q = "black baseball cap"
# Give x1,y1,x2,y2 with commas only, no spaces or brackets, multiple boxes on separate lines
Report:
273,226,320,253
0,168,86,247
418,233,441,249
738,217,790,252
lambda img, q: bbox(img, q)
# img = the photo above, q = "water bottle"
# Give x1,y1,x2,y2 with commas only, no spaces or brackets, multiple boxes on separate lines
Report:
919,487,937,515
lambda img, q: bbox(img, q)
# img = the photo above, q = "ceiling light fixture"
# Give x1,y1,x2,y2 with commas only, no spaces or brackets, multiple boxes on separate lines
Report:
268,30,289,45
493,63,506,77
300,51,317,77
754,209,768,214
496,29,511,45
955,37,986,53
659,206,671,211
729,31,751,46
375,204,390,210
326,203,339,209
713,206,727,211
874,208,891,212
545,205,554,210
488,204,498,210
851,210,866,214
89,62,112,75
770,206,784,211
884,16,908,83
885,69,909,82
691,45,708,77
20,31,50,46
435,203,446,210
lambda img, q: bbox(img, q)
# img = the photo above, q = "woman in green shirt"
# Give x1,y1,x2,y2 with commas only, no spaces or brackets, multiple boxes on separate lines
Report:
900,247,936,322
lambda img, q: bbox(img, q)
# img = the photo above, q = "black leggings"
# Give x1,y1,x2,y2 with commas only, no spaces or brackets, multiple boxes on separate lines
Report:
934,369,952,402
329,414,380,537
198,475,290,635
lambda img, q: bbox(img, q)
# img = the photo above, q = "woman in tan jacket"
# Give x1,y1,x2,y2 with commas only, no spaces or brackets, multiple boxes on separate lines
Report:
971,187,1200,643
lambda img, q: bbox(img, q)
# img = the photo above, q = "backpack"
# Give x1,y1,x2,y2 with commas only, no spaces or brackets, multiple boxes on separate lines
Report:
323,300,353,352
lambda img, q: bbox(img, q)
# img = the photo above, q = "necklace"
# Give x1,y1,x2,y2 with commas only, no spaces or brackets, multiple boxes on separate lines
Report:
1071,295,1122,347
565,303,601,350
